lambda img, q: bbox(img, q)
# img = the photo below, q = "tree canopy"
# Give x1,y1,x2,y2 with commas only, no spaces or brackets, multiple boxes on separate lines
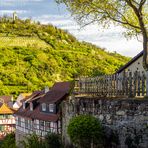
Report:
56,0,148,68
67,115,104,148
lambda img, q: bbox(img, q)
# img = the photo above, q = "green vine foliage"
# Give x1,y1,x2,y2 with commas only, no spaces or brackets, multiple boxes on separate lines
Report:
67,115,104,148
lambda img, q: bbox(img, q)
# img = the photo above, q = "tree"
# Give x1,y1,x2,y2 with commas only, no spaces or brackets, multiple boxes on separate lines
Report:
56,0,147,69
67,115,103,148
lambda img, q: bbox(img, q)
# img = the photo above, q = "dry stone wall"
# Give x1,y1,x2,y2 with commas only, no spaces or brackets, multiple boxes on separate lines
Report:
62,98,148,148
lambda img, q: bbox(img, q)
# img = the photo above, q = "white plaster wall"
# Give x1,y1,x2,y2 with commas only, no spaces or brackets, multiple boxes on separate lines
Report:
119,56,145,76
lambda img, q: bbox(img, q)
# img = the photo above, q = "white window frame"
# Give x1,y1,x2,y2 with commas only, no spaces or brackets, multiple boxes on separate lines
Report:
25,119,29,129
18,117,21,126
23,102,26,109
42,103,46,111
30,103,33,111
39,120,44,130
49,104,54,112
45,121,50,132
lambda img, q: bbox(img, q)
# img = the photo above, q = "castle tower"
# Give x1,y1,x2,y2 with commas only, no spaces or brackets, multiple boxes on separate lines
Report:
13,12,17,21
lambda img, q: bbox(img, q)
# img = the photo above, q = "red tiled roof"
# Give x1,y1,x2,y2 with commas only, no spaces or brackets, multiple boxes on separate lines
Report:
15,105,59,122
51,82,72,92
39,82,72,103
0,95,13,104
15,81,73,122
38,91,67,103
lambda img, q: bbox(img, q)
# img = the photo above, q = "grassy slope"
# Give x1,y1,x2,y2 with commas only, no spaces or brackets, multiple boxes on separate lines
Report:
0,18,130,96
0,36,49,48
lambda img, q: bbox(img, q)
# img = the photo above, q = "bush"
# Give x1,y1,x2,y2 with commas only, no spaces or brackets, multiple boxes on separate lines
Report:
21,133,45,148
67,115,104,148
21,132,63,148
0,132,16,148
45,133,63,148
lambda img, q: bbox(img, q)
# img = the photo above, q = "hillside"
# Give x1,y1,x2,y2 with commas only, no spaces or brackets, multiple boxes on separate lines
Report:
0,17,130,96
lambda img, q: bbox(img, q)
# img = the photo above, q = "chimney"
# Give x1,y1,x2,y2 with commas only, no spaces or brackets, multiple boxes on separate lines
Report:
44,86,49,93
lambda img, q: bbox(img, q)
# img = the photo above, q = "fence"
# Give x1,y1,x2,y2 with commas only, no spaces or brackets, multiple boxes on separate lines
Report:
75,71,146,98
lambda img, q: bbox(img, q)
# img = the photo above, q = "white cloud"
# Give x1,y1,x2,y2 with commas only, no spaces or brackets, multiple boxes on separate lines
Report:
34,14,143,57
91,39,142,57
0,0,43,6
0,10,28,15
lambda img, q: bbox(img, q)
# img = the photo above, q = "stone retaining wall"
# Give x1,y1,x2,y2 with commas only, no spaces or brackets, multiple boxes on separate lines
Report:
62,97,148,148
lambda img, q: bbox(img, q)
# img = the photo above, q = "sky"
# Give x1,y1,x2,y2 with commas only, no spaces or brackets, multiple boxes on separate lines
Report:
0,0,143,57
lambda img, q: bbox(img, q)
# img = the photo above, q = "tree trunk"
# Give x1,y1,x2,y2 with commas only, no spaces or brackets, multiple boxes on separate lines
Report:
142,29,148,70
142,32,148,96
136,8,148,96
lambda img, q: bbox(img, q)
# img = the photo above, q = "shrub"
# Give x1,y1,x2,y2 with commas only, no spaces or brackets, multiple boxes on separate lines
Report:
0,132,16,148
21,133,45,148
45,133,63,148
67,115,104,148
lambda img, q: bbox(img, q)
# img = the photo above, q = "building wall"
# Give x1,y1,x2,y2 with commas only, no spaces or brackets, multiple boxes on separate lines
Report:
62,97,148,148
0,115,15,139
119,56,145,77
15,116,59,146
61,98,76,147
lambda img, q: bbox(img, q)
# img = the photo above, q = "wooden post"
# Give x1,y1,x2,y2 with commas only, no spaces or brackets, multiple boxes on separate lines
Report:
145,71,148,97
125,72,128,96
133,71,137,97
116,74,118,96
129,72,132,97
122,71,126,96
142,71,145,96
137,72,141,96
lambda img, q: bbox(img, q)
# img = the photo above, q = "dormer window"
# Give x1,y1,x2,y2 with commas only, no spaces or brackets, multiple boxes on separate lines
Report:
42,103,46,111
49,104,54,112
23,102,26,109
30,103,33,111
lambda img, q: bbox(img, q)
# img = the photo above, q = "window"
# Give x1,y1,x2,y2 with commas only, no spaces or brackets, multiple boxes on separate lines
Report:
30,120,33,130
49,104,54,112
30,103,33,111
28,120,31,129
25,119,29,129
39,120,44,130
18,117,21,126
0,115,3,119
0,125,5,131
45,121,50,132
42,103,46,111
23,102,26,109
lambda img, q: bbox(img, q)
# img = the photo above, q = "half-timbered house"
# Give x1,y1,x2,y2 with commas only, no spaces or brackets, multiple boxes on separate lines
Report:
0,103,15,140
15,82,72,145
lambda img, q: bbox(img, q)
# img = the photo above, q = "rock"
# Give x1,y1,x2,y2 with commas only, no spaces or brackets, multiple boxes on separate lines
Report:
116,110,126,116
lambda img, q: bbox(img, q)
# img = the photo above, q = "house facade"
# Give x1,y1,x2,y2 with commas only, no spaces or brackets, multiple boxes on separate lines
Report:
0,103,15,139
15,82,72,145
116,51,144,76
